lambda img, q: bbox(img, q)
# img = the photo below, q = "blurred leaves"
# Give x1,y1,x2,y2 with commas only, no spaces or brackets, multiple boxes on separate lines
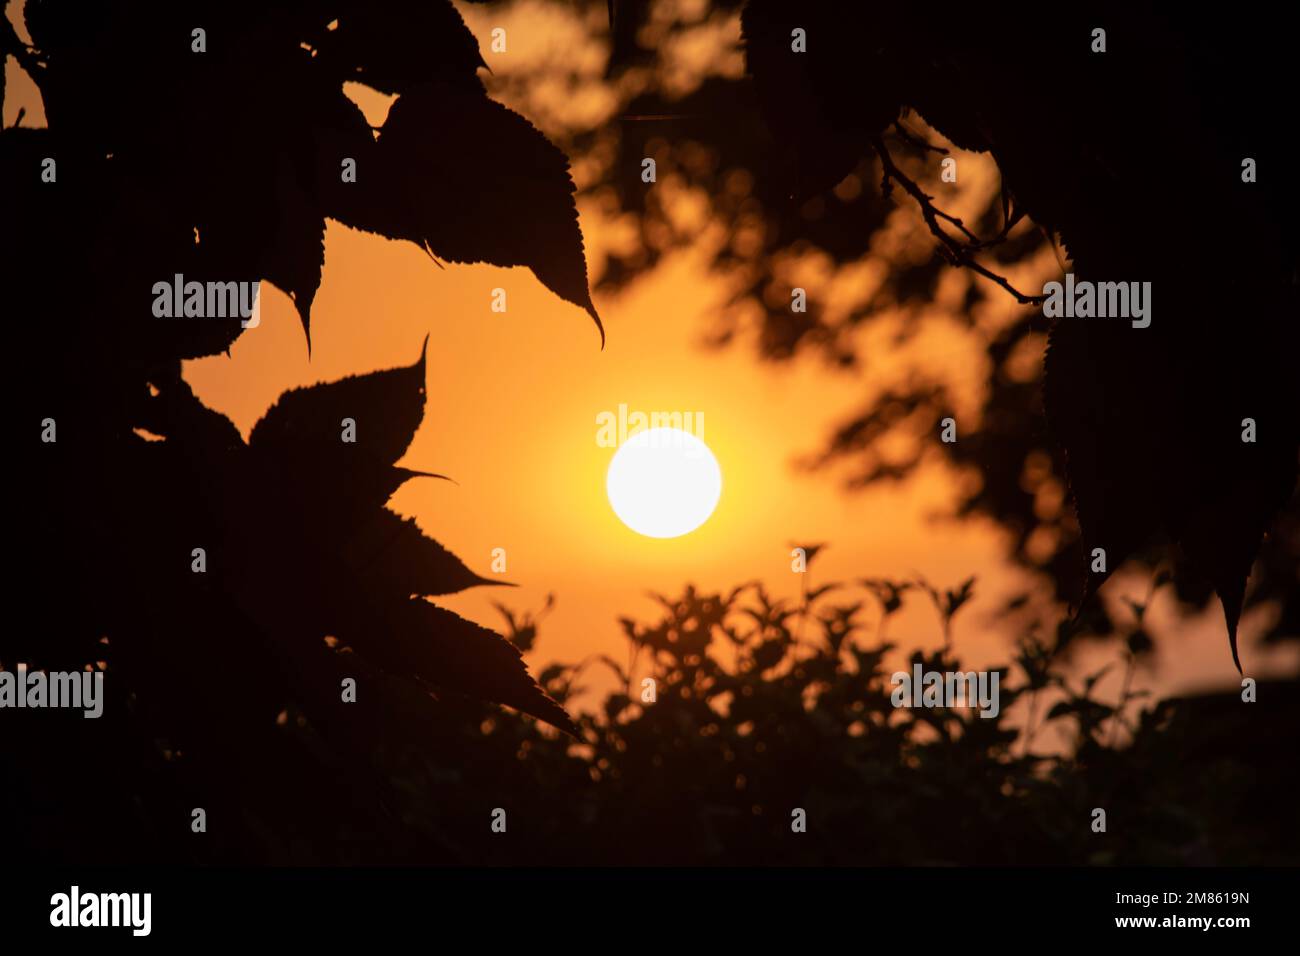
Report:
579,0,1300,665
393,575,1299,866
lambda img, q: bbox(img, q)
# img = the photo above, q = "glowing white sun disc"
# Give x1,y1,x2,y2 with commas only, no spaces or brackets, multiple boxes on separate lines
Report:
605,428,722,538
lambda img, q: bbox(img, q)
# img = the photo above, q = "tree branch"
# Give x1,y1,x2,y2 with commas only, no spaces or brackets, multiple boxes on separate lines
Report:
873,136,1047,306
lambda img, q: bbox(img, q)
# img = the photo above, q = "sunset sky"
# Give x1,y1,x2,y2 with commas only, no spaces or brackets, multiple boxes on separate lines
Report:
6,0,1294,715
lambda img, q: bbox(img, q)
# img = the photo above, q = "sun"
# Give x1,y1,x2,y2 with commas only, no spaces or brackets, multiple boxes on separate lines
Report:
606,428,722,538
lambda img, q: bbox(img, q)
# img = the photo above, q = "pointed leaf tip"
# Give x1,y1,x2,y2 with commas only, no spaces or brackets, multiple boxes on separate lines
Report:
1216,576,1248,673
399,467,457,487
1227,613,1243,674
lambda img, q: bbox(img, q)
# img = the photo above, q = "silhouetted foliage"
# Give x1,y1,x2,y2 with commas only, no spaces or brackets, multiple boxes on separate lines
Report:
4,0,595,860
460,577,1299,865
4,0,1296,866
584,0,1300,663
24,571,1295,865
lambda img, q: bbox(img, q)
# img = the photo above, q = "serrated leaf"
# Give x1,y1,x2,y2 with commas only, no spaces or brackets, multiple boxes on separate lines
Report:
249,337,428,465
340,80,603,344
345,508,501,598
344,598,580,736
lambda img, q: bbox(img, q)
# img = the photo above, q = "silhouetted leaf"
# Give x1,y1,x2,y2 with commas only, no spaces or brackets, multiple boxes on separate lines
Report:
345,509,500,598
345,80,604,344
344,598,580,736
249,336,428,465
317,0,487,95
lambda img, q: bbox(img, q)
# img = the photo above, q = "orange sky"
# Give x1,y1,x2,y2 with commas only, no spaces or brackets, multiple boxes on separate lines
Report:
6,0,1295,717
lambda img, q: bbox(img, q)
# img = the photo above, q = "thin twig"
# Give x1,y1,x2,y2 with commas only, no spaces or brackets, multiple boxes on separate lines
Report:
872,136,1048,306
892,119,949,155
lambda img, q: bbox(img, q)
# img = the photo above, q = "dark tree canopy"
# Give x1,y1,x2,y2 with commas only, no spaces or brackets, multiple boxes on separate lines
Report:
585,0,1299,665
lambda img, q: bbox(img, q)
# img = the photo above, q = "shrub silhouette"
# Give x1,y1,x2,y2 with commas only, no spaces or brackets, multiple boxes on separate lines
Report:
356,573,1300,866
